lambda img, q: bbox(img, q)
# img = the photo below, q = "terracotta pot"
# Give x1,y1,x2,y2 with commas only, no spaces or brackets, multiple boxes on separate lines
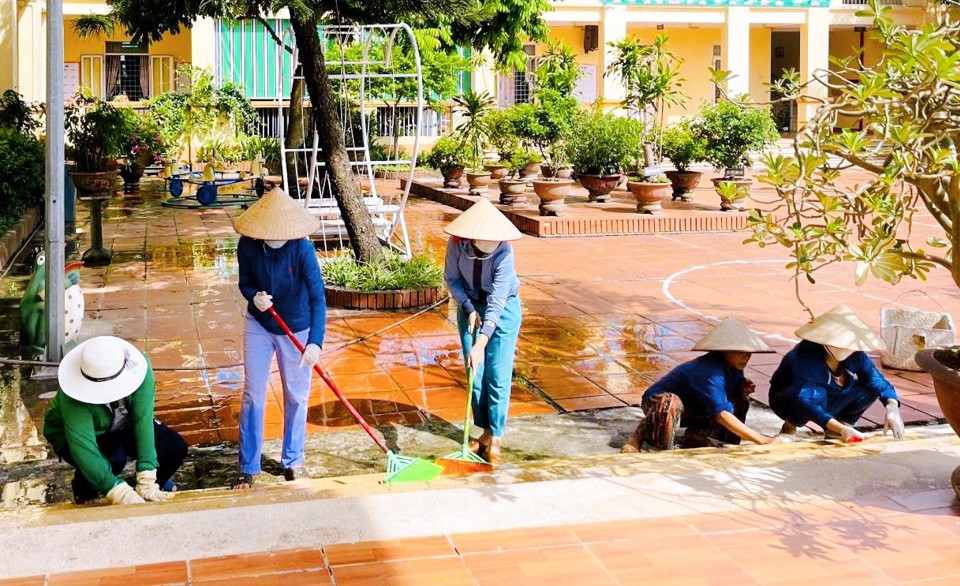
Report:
466,171,492,195
626,181,672,214
915,347,960,498
70,170,120,198
541,165,573,179
498,179,528,206
119,165,145,188
532,178,572,216
441,165,465,188
483,164,509,180
579,174,622,203
711,177,752,211
519,161,541,180
665,170,702,201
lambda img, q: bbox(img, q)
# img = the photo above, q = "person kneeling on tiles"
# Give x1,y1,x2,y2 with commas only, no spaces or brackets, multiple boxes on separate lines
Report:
769,305,905,443
621,318,782,452
43,336,187,505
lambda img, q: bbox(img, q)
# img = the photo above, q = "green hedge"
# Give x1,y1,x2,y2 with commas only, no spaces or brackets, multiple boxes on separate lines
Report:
0,128,44,234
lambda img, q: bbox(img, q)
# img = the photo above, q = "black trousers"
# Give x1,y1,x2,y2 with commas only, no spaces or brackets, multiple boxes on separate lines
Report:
55,420,188,503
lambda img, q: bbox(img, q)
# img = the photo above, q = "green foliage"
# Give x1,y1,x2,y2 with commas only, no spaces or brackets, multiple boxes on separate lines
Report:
240,135,281,167
535,39,581,95
485,108,522,162
65,91,132,172
121,109,165,167
660,120,705,172
0,90,42,134
691,100,778,173
453,90,494,169
422,135,465,169
567,110,643,176
510,90,578,167
321,250,445,291
714,179,747,201
0,128,44,232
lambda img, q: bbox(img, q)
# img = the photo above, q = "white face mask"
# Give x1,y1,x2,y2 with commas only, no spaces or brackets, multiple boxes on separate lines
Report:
473,240,500,254
825,344,854,362
265,240,287,249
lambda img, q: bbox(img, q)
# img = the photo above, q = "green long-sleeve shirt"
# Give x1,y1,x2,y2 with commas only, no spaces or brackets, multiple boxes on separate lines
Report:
43,357,158,494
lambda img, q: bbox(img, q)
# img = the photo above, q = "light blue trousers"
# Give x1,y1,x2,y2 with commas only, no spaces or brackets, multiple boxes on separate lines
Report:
240,313,312,474
457,296,522,437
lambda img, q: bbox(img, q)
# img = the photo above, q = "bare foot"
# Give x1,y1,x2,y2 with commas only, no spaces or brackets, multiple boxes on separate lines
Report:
620,434,641,453
231,473,255,490
779,421,797,435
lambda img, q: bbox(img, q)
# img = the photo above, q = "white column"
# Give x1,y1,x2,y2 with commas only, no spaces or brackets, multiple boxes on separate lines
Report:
721,6,750,98
600,4,628,106
0,0,18,91
799,8,830,128
45,0,65,362
191,16,216,70
17,0,43,100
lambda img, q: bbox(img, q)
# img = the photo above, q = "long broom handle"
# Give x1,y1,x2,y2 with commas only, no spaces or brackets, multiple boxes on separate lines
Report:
266,306,390,455
461,330,478,449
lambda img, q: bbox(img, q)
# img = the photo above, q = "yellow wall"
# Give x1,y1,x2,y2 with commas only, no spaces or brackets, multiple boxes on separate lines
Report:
624,26,722,123
749,27,771,104
540,25,600,102
829,28,883,128
0,1,15,92
63,18,192,64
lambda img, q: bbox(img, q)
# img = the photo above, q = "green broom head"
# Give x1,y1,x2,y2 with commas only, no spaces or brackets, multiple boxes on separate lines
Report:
385,451,443,484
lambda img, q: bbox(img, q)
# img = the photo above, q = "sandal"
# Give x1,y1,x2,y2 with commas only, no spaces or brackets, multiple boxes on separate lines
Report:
231,473,255,490
283,466,309,481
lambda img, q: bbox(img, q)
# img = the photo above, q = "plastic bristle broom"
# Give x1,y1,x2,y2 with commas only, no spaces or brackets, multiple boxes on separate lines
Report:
437,338,495,476
267,308,442,484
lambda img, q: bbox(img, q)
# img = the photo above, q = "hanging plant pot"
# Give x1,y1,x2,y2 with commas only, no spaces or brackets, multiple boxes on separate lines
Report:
664,170,702,201
498,179,528,206
532,178,572,217
465,171,492,195
626,181,672,214
916,347,960,498
579,174,622,203
440,165,465,188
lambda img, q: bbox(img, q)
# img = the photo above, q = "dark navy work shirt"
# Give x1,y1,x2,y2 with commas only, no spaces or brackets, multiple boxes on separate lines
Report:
642,352,740,418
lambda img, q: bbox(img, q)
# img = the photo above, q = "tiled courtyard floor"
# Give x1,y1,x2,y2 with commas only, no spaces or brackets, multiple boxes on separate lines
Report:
62,174,956,450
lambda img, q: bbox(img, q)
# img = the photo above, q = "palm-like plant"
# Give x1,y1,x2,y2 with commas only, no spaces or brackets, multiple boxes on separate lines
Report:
452,90,494,171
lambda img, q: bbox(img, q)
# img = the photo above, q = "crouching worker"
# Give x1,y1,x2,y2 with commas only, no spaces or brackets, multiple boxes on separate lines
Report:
770,305,904,443
621,318,782,452
43,336,187,505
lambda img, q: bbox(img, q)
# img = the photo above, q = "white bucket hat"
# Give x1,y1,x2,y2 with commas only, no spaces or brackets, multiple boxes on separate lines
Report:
443,198,522,241
233,187,321,240
794,305,886,352
693,317,774,353
58,336,148,405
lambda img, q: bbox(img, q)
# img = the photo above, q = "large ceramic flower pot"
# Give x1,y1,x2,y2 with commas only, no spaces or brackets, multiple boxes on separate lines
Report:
665,170,702,201
483,163,509,180
627,181,672,214
498,179,528,206
915,347,960,498
441,165,465,188
579,174,622,203
519,161,541,180
711,177,752,211
542,165,573,179
532,178,572,217
466,171,492,195
119,165,145,192
69,170,120,198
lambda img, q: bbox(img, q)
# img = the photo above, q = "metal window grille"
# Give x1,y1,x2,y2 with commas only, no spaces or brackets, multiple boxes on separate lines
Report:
841,0,901,4
107,54,147,101
375,107,442,138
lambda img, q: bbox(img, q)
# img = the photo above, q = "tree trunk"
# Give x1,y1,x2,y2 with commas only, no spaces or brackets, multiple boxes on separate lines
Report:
284,64,306,181
290,12,384,263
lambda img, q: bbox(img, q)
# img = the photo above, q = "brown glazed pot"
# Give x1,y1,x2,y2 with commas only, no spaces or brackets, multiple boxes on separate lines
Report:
532,178,573,216
664,170,702,201
440,165,465,188
915,347,960,498
579,174,622,203
70,170,120,198
498,179,528,206
626,181,672,214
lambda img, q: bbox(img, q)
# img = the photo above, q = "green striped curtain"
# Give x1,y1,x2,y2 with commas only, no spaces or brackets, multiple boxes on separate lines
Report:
218,18,293,99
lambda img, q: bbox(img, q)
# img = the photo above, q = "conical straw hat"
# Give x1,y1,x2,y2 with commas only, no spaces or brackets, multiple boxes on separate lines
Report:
233,187,321,240
443,198,522,241
693,317,774,353
794,304,886,351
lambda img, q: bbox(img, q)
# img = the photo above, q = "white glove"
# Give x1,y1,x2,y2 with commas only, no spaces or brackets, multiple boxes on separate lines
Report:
299,343,320,368
253,291,273,312
106,482,146,505
135,469,173,502
840,425,866,443
884,401,905,440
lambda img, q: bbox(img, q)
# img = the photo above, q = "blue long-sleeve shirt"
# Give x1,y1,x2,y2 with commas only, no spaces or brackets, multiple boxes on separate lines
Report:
642,352,740,418
769,340,898,427
444,237,520,339
237,236,326,347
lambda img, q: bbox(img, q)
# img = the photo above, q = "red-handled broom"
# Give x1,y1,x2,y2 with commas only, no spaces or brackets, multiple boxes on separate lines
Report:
266,307,442,484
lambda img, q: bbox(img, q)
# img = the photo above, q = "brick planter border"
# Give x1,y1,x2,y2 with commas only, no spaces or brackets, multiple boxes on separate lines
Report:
325,285,443,310
0,208,41,272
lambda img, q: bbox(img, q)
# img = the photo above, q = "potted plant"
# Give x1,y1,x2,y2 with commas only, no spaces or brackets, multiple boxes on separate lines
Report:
916,348,960,496
498,152,534,206
119,112,164,191
661,120,705,201
453,91,493,195
690,99,778,209
483,108,519,180
626,172,672,214
714,177,749,211
65,92,130,197
422,135,466,188
568,111,643,202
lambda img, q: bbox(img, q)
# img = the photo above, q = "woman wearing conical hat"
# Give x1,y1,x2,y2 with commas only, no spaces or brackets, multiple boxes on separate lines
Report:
621,318,783,452
769,305,904,443
231,188,325,489
444,199,523,465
